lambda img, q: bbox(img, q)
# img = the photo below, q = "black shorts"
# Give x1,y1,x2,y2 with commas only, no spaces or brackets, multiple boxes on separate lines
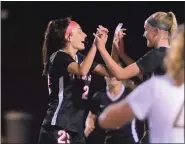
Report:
38,125,85,144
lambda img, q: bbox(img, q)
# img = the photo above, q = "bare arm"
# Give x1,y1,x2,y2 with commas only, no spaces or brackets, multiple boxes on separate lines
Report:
117,33,143,80
117,32,133,65
93,30,141,80
92,36,120,77
84,111,97,137
111,41,119,63
120,53,143,80
99,77,155,129
67,44,97,76
98,100,135,129
97,45,140,80
93,64,110,76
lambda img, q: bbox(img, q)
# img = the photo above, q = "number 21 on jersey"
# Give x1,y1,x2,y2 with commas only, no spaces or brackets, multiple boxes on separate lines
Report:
57,130,70,144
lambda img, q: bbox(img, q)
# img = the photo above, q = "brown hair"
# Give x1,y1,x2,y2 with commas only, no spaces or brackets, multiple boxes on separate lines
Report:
42,17,71,76
164,24,184,86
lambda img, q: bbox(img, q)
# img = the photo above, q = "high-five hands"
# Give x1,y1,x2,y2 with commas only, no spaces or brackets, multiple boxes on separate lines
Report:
113,23,126,52
93,25,109,50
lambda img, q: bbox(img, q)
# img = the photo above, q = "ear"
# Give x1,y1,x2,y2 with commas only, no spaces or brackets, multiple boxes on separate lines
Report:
68,32,74,42
67,36,71,42
65,35,71,42
155,28,160,35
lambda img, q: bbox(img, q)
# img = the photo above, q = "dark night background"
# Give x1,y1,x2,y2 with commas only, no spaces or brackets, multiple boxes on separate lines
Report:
1,1,184,143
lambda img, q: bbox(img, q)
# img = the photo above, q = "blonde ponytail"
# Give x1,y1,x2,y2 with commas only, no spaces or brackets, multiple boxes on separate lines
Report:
167,12,178,36
164,24,184,86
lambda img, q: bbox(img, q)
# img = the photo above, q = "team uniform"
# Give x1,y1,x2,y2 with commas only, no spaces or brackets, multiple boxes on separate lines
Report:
134,46,169,142
136,46,168,78
89,85,139,144
38,50,97,144
126,74,184,143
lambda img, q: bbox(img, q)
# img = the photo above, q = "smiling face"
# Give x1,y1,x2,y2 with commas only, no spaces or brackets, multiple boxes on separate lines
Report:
68,24,87,51
143,21,157,48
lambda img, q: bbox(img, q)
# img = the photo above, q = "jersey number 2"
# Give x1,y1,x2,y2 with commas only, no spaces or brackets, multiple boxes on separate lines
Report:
82,85,89,99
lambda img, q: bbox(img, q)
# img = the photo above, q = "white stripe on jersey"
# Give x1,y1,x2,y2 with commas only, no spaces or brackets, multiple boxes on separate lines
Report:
131,118,139,143
51,77,64,125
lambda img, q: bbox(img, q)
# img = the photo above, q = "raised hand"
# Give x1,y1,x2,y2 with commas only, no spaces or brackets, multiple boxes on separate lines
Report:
113,28,126,53
93,25,109,49
114,23,123,37
93,32,108,50
113,29,126,51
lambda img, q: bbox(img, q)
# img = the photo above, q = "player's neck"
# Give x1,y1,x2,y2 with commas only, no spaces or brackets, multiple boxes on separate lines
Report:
63,45,78,60
155,39,170,48
108,84,123,97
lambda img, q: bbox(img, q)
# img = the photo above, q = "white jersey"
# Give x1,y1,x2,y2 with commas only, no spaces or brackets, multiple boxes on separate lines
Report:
126,74,184,143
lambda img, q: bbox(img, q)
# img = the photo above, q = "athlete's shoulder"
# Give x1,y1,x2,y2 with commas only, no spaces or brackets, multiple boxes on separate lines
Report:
49,50,69,62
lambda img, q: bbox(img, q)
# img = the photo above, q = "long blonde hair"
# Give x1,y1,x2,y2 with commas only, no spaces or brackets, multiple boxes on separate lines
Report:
146,11,178,36
164,24,184,86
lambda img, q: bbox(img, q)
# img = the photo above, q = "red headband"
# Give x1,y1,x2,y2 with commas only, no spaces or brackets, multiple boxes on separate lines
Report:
65,21,78,39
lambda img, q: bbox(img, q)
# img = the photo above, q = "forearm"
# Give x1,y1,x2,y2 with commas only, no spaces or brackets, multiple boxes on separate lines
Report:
120,53,135,65
80,44,97,75
119,51,143,80
98,47,141,80
98,47,127,80
86,112,96,126
120,53,143,80
98,103,125,129
93,64,110,76
98,102,134,129
111,45,119,63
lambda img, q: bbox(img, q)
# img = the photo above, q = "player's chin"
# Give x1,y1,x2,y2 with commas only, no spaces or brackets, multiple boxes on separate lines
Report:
147,41,153,48
78,45,85,50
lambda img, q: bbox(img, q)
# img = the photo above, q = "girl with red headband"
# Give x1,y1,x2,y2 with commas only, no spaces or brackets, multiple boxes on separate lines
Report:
38,17,110,144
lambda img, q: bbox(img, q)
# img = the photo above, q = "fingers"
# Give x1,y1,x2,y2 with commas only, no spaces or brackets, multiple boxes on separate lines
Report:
93,33,99,39
121,28,126,31
93,32,107,40
118,30,126,38
84,127,95,137
98,25,109,33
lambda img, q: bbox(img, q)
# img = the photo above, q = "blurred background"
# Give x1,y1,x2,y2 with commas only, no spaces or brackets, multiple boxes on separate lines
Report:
1,1,184,143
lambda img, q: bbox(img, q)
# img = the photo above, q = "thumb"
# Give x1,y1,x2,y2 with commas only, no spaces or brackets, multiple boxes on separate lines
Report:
93,33,100,40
